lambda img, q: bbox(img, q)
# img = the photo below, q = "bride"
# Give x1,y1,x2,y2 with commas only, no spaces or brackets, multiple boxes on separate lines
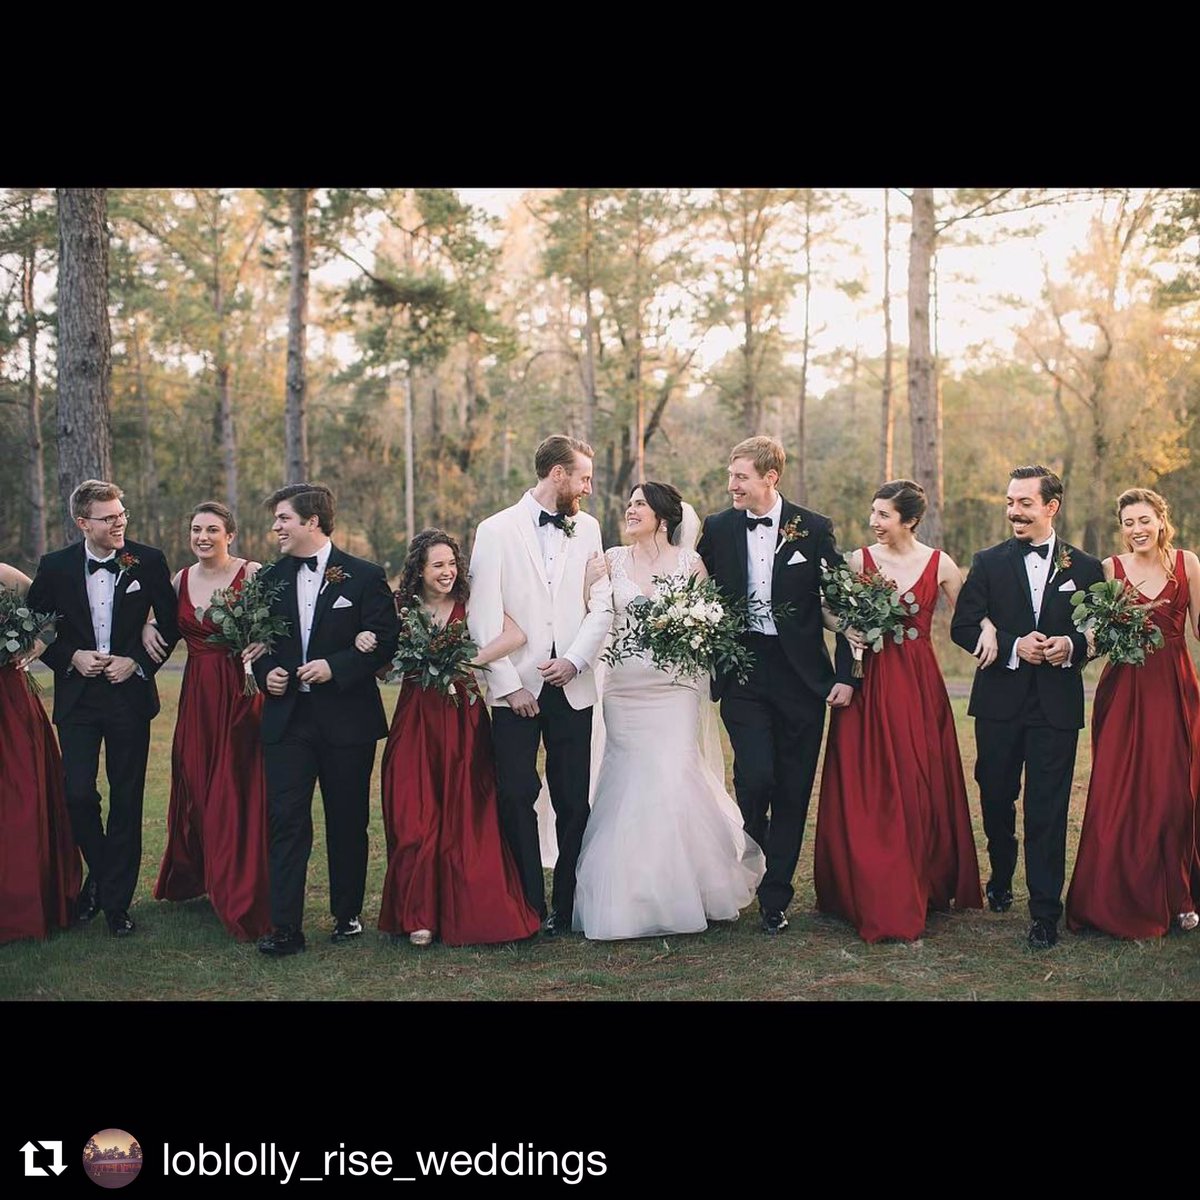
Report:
571,481,765,940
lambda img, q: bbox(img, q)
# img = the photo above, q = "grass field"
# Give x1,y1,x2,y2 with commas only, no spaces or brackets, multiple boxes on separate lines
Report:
4,643,1199,1002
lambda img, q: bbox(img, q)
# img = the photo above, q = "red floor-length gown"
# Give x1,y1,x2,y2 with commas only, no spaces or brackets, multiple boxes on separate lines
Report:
378,601,540,945
815,547,983,942
153,564,271,941
1067,550,1200,937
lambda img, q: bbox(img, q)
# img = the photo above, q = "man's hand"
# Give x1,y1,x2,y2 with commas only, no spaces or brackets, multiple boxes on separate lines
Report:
266,667,291,696
103,655,139,684
502,687,540,718
1042,634,1073,667
72,649,112,678
1015,632,1048,664
538,658,578,687
296,658,333,686
826,682,854,708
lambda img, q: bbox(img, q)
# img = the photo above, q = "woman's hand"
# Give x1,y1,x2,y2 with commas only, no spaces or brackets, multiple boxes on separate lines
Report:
242,641,268,665
142,623,169,663
355,630,378,654
842,626,867,652
585,551,608,591
973,621,999,670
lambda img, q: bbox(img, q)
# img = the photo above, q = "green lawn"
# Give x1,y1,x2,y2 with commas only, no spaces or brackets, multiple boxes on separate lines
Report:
4,659,1199,1001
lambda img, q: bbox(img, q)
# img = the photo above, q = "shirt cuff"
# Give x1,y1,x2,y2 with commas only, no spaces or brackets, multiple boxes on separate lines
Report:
1006,642,1020,671
566,653,589,676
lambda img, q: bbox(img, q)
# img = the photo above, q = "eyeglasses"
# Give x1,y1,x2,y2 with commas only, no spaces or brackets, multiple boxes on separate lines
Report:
86,509,130,528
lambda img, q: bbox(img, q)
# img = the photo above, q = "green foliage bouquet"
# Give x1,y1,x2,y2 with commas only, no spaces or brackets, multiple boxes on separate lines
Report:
388,601,486,706
200,571,293,695
0,589,57,694
1070,579,1164,666
819,559,918,677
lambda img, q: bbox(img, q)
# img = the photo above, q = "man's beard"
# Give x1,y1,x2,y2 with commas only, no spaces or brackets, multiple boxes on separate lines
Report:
556,493,582,517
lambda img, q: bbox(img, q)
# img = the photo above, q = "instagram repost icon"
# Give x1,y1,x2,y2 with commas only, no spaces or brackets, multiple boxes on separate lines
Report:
83,1130,143,1189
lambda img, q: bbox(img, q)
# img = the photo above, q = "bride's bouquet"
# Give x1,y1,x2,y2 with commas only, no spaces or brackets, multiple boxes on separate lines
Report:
603,574,773,684
200,571,293,695
387,600,486,706
0,590,57,694
1070,578,1165,666
819,559,918,677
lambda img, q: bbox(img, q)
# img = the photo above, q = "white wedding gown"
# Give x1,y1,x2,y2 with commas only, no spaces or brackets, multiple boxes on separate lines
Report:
571,547,765,940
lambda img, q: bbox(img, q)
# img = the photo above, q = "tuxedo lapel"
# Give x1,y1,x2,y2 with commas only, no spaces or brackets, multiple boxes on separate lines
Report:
274,556,303,654
549,527,572,597
729,510,749,597
68,543,95,645
514,506,551,594
308,546,342,641
772,499,800,587
1007,538,1037,627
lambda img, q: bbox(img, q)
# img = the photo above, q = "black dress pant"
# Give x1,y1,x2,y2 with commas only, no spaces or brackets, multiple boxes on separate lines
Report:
262,694,377,929
57,677,152,915
720,633,827,914
975,696,1079,923
491,681,593,922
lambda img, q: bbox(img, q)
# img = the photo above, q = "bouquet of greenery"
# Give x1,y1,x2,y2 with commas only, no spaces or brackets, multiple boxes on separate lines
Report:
0,589,57,694
388,601,486,706
819,559,919,677
199,571,293,695
603,573,782,685
1070,579,1165,666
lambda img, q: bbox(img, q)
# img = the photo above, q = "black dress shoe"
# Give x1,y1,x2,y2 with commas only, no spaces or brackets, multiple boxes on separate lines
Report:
541,911,570,937
105,910,135,937
986,881,1014,913
760,909,790,934
76,876,100,923
1027,918,1058,950
258,926,306,956
331,916,363,944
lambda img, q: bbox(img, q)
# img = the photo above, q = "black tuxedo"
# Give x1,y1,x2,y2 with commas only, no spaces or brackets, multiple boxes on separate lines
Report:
951,534,1104,922
251,546,398,930
698,498,855,914
25,538,180,917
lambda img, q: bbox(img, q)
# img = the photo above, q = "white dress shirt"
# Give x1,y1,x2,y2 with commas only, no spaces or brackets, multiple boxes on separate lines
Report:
746,494,784,636
297,540,333,691
84,547,118,655
1007,530,1072,670
521,490,588,675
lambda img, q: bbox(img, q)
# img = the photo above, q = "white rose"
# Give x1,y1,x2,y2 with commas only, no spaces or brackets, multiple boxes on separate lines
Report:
690,634,703,648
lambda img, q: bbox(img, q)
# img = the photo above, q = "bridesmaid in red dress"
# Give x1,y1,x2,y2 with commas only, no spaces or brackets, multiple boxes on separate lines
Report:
1067,487,1200,938
815,480,985,942
143,502,271,942
0,562,80,943
361,529,539,947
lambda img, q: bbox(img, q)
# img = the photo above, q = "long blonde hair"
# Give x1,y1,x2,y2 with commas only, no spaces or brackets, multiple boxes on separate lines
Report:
1117,487,1176,578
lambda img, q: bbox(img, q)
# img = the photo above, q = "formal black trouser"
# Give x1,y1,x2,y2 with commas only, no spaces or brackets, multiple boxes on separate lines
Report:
57,678,152,916
975,701,1079,924
491,681,593,922
720,634,827,914
262,694,377,929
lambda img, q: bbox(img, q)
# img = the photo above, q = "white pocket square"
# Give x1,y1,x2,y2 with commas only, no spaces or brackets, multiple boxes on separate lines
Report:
788,551,806,565
332,595,353,609
124,579,141,594
1057,579,1075,592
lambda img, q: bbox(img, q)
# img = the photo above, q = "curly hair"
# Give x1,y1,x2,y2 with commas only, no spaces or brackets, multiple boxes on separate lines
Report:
395,529,470,611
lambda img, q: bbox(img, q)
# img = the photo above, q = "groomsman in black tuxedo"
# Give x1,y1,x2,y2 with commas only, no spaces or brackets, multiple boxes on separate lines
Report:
25,480,180,937
698,436,856,934
951,465,1103,949
252,484,398,956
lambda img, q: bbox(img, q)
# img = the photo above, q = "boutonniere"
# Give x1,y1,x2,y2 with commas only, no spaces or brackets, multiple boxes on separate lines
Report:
320,564,351,596
1054,545,1072,574
116,551,139,584
562,517,577,539
775,515,808,555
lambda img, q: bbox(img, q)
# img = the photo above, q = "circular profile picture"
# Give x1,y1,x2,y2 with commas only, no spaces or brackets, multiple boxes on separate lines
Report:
83,1130,144,1189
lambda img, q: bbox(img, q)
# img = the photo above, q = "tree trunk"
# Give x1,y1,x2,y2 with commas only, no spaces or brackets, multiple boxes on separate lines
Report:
880,187,895,481
285,187,310,482
795,192,812,504
907,188,942,546
55,188,112,543
22,226,46,561
582,193,598,447
130,318,161,546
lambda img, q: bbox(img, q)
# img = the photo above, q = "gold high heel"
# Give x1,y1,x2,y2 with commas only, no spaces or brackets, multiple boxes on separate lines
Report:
409,929,434,946
1177,912,1199,932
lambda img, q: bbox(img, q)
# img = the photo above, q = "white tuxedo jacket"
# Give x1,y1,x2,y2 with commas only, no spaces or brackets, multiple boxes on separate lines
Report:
468,501,612,710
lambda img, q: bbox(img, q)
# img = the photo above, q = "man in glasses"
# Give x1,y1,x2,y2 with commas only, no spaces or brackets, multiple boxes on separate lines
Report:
26,479,180,937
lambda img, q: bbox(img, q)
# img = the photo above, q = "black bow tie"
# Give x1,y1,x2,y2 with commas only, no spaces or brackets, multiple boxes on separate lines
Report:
539,511,567,529
88,558,119,575
1023,542,1050,559
296,555,319,572
745,515,774,531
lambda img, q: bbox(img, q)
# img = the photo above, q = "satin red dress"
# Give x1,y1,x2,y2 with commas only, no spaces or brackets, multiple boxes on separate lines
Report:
0,658,80,944
378,601,540,945
815,548,983,942
1066,551,1200,937
153,565,270,941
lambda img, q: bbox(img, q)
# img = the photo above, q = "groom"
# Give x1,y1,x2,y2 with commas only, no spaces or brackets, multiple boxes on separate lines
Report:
26,479,180,937
252,483,398,956
698,436,855,934
951,465,1102,949
468,434,612,934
